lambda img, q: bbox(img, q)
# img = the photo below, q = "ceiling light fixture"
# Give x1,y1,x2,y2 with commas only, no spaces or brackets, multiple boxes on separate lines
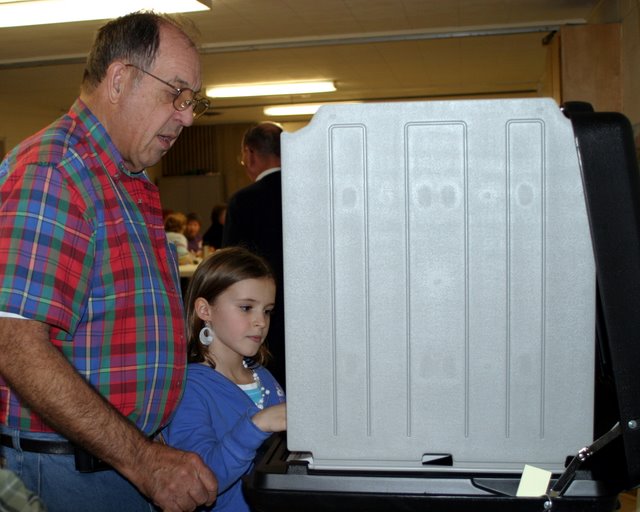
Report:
263,104,324,117
207,80,336,99
0,0,211,28
264,101,360,117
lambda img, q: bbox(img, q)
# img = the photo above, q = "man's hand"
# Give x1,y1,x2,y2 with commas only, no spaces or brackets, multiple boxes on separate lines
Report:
128,441,217,512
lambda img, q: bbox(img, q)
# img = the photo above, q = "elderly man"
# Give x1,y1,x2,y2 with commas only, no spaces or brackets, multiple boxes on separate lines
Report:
0,11,217,512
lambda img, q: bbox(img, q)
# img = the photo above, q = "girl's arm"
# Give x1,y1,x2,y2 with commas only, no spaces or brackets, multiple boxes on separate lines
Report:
165,380,271,494
251,403,286,432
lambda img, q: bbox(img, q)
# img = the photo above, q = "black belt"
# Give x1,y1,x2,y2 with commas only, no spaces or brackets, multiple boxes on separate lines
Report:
0,434,111,472
0,433,74,455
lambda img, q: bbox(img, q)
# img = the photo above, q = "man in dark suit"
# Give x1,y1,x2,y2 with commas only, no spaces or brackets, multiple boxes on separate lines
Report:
223,122,286,389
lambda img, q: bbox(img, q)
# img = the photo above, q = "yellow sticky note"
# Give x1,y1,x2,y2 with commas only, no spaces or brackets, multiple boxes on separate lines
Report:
516,464,552,497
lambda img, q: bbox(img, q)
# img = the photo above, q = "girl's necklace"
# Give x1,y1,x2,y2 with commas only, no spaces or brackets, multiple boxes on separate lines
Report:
241,360,270,409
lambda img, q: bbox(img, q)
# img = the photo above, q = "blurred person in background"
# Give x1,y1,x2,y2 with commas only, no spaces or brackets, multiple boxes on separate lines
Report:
185,212,204,257
165,211,193,265
202,203,227,253
222,122,286,390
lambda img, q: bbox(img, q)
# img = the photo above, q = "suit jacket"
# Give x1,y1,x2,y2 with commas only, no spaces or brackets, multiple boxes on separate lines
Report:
222,170,286,388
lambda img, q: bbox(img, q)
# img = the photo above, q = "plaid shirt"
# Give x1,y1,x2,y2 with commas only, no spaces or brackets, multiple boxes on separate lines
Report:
0,469,46,512
0,99,186,435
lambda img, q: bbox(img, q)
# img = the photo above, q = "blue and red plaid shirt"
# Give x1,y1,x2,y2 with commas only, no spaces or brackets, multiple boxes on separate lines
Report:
0,99,186,435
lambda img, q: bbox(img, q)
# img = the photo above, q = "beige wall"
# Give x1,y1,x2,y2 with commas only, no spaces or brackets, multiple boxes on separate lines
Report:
620,0,640,127
587,0,640,125
0,101,62,159
560,23,622,112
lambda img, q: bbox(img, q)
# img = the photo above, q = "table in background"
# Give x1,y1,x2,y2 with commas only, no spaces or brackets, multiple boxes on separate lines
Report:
178,261,201,297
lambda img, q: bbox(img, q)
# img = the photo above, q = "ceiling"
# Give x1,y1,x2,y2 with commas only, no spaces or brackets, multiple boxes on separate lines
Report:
0,0,606,125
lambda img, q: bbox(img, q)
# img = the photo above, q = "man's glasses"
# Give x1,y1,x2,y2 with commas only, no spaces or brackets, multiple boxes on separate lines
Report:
126,64,210,119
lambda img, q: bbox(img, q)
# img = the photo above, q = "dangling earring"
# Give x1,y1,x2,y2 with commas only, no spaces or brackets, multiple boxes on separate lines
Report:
199,322,214,346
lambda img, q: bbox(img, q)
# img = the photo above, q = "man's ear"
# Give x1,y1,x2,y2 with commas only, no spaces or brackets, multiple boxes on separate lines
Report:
106,62,127,103
245,147,257,167
194,297,212,321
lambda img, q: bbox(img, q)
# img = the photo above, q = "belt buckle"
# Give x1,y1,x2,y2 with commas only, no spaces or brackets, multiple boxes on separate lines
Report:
73,446,111,473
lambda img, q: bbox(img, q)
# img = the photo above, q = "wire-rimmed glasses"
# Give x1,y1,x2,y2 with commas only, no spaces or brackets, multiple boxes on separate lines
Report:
125,64,210,119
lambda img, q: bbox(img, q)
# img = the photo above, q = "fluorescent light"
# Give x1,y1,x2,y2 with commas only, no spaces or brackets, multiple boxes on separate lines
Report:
0,0,211,28
207,80,336,98
264,104,324,116
264,101,362,117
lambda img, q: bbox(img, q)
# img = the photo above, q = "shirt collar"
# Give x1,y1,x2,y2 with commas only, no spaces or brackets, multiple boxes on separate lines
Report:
70,98,141,179
255,166,281,182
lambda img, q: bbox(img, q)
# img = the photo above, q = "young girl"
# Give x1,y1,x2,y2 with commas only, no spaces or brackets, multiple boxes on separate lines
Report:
164,247,286,512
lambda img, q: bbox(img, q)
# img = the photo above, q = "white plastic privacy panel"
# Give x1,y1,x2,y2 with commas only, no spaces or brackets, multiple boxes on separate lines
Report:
282,98,595,472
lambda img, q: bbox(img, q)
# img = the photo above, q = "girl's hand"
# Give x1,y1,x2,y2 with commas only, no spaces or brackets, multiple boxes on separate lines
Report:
251,403,286,433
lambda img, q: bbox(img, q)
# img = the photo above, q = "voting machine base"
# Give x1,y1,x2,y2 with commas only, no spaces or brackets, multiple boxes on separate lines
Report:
244,433,621,511
243,99,640,511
